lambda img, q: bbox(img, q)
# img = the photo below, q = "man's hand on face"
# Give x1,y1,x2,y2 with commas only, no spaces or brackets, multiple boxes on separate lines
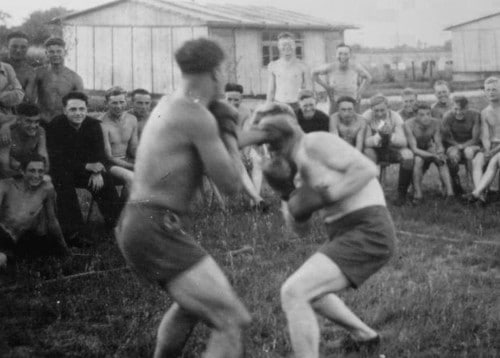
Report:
85,162,106,174
88,173,104,192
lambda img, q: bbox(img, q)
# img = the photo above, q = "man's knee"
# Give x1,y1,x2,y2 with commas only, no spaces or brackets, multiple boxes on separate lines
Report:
463,147,477,160
280,278,307,312
413,156,424,169
399,149,414,169
446,147,461,165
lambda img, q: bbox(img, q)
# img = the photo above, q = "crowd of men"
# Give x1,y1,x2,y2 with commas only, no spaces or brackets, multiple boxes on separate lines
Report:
0,29,499,357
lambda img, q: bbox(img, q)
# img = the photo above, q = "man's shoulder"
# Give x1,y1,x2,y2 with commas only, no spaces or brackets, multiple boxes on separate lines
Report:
0,61,15,73
0,177,15,190
390,110,404,124
123,111,138,124
314,109,330,121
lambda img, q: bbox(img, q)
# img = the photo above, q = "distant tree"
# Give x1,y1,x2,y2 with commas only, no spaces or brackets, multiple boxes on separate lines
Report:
17,7,72,45
0,11,11,48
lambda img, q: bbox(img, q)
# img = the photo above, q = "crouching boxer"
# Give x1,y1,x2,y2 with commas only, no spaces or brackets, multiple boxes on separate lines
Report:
251,102,396,357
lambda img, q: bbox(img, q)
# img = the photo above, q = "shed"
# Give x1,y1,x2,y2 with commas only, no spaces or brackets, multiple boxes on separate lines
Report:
445,11,500,81
52,0,357,95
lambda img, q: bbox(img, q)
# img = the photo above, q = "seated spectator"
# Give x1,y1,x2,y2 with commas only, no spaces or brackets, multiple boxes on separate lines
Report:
0,103,48,178
128,88,152,139
0,59,24,115
404,102,454,204
329,96,366,151
363,94,413,205
100,86,137,188
0,154,69,270
224,83,268,210
441,96,481,194
46,91,122,240
398,87,418,120
431,80,453,120
295,90,329,133
467,77,500,203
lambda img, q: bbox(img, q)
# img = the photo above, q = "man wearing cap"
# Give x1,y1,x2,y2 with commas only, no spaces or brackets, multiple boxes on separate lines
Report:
363,94,414,205
34,37,84,124
295,90,330,133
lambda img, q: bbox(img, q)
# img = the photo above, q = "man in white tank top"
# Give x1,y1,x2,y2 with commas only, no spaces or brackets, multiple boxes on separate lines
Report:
312,43,372,114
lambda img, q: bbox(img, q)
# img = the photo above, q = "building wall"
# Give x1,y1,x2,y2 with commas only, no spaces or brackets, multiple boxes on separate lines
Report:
63,24,208,93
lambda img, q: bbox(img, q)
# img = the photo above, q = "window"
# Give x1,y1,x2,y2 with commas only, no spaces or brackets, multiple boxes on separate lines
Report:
262,31,304,67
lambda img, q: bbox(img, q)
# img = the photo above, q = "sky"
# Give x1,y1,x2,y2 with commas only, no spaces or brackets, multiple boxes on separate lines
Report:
2,0,499,47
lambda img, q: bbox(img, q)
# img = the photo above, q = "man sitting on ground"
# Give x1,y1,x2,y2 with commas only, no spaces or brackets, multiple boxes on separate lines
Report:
249,102,394,358
128,88,152,139
295,90,329,133
398,87,418,120
467,77,500,203
0,154,69,270
47,91,121,241
363,94,413,205
101,86,137,188
431,80,453,120
441,96,481,195
404,102,454,204
225,83,268,210
0,103,48,178
329,96,366,152
35,37,84,124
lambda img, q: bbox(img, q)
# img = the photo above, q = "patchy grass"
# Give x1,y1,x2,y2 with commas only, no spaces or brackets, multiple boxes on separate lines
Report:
1,171,499,358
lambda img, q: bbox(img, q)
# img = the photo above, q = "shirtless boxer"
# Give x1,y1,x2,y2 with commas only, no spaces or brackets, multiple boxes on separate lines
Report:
266,32,311,111
0,103,48,178
128,88,152,139
363,94,414,205
35,37,84,124
441,96,481,195
115,38,251,358
0,154,68,269
225,83,268,210
250,102,395,358
101,86,137,187
398,88,418,120
312,43,372,114
467,77,500,203
431,80,453,120
329,96,366,151
404,102,454,203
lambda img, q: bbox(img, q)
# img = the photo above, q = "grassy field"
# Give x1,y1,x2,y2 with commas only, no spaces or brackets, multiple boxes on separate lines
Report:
0,169,499,358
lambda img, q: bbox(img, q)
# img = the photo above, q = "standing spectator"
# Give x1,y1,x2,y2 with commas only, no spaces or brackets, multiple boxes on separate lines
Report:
46,92,121,240
0,103,48,178
312,43,372,114
0,154,69,270
266,32,311,112
128,88,152,139
431,80,453,120
363,94,413,206
0,60,24,115
329,96,366,152
35,37,84,124
441,96,481,195
398,87,418,120
5,31,36,103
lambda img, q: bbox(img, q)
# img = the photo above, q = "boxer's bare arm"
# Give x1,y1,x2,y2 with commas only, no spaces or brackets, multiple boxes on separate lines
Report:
187,105,242,195
300,134,377,202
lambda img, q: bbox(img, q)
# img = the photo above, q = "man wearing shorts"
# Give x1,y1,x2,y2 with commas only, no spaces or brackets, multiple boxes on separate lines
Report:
266,32,311,111
404,102,454,204
115,38,251,358
441,96,481,195
467,77,500,203
329,96,366,152
363,94,414,205
250,102,395,358
312,43,372,114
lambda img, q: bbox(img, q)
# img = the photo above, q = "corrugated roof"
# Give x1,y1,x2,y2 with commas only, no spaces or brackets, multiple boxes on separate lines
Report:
444,11,500,31
53,0,358,30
